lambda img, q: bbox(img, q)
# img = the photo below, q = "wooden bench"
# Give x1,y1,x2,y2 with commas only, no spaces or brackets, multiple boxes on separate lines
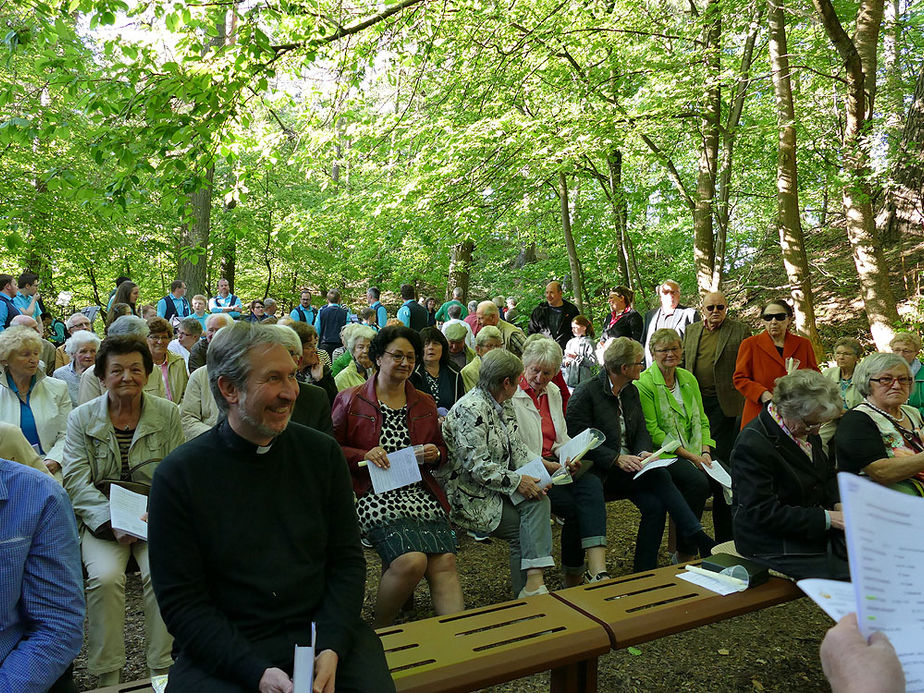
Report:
550,562,803,649
377,593,611,693
87,564,800,693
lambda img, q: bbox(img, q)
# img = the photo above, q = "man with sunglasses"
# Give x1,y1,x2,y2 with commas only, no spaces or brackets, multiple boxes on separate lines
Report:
682,292,750,467
642,280,699,366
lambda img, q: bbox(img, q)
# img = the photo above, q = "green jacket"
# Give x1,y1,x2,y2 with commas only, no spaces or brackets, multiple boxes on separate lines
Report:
909,360,924,418
636,363,714,455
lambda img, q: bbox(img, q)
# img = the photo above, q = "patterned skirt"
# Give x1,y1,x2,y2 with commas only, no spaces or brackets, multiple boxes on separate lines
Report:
357,482,456,565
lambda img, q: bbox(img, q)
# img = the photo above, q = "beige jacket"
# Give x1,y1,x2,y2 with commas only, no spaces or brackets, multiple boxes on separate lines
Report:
0,421,51,476
0,367,71,464
179,365,218,441
62,393,184,532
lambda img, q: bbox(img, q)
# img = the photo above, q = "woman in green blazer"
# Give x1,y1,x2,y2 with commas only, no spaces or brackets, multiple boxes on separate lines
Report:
636,328,731,555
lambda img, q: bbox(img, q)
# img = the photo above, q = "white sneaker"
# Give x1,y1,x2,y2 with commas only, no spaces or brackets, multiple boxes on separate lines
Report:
517,584,550,598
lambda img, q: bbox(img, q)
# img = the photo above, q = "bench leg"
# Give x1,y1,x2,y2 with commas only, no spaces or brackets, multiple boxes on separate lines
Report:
550,656,597,693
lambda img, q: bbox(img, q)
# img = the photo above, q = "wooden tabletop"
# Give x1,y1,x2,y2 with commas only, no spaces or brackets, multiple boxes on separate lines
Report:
550,563,803,649
378,593,612,693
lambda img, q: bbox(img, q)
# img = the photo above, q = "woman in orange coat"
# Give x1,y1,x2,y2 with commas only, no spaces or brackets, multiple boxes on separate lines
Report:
733,299,819,428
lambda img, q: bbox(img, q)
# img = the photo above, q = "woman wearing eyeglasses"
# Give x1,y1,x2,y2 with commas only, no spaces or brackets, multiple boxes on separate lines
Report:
637,328,732,557
835,352,924,496
244,300,267,323
733,299,819,428
732,370,847,579
332,325,464,626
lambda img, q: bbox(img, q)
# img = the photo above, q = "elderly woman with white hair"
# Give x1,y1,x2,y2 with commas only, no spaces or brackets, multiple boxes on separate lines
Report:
0,325,72,478
732,370,847,579
836,352,924,496
512,337,608,585
460,325,503,392
442,349,555,598
54,329,102,405
334,324,376,391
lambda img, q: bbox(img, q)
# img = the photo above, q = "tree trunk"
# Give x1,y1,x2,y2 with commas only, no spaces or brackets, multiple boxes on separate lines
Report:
714,2,763,290
178,15,226,297
693,0,721,293
448,240,474,303
768,0,823,355
877,59,924,243
219,239,237,293
605,150,632,286
559,172,586,314
813,0,898,350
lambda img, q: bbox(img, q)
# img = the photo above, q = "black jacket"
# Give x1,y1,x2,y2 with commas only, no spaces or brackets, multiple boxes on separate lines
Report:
565,369,652,477
529,300,581,351
600,308,643,343
731,408,839,558
410,363,465,411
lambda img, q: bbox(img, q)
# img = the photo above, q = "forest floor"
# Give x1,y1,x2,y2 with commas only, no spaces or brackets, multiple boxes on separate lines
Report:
71,501,832,692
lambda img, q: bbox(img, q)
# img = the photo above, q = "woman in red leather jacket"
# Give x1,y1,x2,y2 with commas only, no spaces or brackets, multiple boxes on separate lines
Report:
332,325,464,626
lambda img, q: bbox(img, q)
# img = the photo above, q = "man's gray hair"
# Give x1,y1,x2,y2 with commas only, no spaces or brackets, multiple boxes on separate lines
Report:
477,300,499,317
478,348,523,394
108,315,149,338
452,287,464,299
66,313,88,329
773,370,841,421
208,322,293,414
206,312,234,329
522,336,562,370
603,337,643,374
475,325,502,347
345,324,376,351
64,330,101,356
179,316,203,336
854,352,912,397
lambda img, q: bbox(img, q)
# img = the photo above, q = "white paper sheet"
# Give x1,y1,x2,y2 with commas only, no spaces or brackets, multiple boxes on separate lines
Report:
557,428,605,467
293,623,316,693
839,473,924,692
702,459,732,488
367,446,422,494
677,568,741,596
109,485,149,540
633,456,678,479
511,457,553,505
797,578,856,622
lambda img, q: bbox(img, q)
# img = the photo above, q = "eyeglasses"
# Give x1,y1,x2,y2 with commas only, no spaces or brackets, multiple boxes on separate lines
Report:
384,350,416,364
761,313,788,322
148,334,171,342
869,376,913,387
704,304,726,312
654,346,681,354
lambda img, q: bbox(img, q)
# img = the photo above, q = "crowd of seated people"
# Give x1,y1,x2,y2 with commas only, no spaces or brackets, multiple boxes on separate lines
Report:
3,267,922,690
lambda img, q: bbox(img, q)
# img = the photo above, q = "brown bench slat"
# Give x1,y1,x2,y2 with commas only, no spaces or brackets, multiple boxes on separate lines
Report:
551,563,802,649
377,593,611,693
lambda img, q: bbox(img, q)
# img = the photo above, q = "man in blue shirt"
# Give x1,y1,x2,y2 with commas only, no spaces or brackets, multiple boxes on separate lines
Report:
365,286,388,328
156,280,192,324
0,274,22,332
208,278,243,319
314,289,349,357
290,289,318,324
12,271,42,321
0,458,84,692
396,283,429,331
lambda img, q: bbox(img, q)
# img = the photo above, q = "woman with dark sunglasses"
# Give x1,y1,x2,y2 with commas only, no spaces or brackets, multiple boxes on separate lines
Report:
733,299,819,428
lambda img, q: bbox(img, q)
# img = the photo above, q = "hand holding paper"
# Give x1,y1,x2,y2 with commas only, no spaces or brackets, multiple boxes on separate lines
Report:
109,485,149,541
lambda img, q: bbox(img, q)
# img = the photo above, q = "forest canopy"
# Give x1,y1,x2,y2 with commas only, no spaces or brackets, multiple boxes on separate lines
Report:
2,0,923,346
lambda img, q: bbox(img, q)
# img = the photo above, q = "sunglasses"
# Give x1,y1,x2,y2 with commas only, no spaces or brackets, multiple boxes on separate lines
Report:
761,313,788,322
704,304,726,312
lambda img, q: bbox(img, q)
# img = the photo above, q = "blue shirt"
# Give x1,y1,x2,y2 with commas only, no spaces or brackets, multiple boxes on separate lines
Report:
290,305,317,324
6,374,40,454
397,300,414,328
156,294,191,320
0,460,84,691
11,292,40,320
0,294,20,333
370,301,388,329
209,293,242,319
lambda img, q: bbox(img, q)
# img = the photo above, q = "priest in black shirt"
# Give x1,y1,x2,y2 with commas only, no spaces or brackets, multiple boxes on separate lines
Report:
148,322,394,692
